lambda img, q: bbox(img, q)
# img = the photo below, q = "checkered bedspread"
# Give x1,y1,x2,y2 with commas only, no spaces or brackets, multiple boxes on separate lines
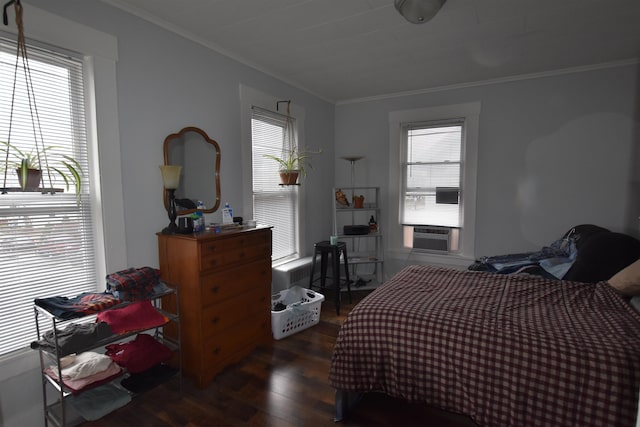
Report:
329,265,640,427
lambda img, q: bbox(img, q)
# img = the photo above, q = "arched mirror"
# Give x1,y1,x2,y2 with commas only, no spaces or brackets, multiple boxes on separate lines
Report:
163,126,221,216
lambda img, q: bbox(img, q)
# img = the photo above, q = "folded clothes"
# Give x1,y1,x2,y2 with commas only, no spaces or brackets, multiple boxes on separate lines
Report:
34,293,121,320
106,267,160,292
45,361,122,394
96,300,167,334
70,383,131,421
120,363,178,393
105,333,173,373
31,321,113,357
110,281,172,302
54,351,113,380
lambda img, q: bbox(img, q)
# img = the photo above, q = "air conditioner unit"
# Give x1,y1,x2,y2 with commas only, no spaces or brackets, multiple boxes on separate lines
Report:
272,256,313,293
413,226,450,252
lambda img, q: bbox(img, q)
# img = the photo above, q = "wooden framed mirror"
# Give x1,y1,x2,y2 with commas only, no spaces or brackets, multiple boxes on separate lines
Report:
163,126,221,216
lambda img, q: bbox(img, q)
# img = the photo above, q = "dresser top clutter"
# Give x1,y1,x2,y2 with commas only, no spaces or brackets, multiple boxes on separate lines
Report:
159,224,271,240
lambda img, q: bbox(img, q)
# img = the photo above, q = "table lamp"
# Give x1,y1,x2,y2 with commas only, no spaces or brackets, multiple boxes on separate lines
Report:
160,165,182,234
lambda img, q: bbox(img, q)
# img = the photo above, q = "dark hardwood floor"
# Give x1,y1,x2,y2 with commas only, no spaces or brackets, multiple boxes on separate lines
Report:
80,289,478,427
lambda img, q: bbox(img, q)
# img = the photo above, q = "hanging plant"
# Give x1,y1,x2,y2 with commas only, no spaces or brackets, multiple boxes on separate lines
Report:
263,147,321,185
262,100,321,185
0,141,82,193
1,0,83,195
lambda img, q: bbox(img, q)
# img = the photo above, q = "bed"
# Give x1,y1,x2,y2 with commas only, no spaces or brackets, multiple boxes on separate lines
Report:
329,265,640,426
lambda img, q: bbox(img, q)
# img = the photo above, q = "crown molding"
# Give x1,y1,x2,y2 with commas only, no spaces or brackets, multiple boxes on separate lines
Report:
337,58,640,106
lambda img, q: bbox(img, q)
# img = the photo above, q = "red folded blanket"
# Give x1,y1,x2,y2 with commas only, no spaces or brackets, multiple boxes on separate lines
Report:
105,333,173,373
96,300,167,334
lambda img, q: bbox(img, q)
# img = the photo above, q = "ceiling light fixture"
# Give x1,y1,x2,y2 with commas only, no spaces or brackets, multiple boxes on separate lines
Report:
394,0,447,24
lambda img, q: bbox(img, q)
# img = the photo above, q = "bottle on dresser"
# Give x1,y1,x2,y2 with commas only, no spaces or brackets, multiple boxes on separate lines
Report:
193,201,205,232
222,202,233,225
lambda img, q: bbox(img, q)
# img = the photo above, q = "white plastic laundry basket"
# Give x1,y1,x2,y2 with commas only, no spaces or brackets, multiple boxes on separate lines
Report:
271,286,325,340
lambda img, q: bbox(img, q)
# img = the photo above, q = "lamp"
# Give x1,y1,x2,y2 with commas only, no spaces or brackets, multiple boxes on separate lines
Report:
394,0,446,24
160,165,182,234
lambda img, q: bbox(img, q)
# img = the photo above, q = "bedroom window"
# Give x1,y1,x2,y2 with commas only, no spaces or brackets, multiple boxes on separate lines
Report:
401,121,463,228
389,102,480,262
0,36,98,356
251,107,300,262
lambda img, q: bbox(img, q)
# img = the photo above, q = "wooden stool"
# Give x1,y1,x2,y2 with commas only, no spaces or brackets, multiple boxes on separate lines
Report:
308,240,352,315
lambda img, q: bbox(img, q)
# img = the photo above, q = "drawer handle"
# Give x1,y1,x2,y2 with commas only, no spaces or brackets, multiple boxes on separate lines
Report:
208,260,217,267
210,286,219,293
211,316,219,324
213,347,221,355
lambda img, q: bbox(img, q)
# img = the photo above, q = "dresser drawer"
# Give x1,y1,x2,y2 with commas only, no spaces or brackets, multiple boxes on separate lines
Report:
200,259,270,307
201,287,269,338
199,232,270,272
200,232,268,253
202,316,270,369
200,244,269,272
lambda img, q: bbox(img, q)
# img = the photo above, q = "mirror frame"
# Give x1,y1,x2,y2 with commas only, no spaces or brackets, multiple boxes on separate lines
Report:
163,126,221,216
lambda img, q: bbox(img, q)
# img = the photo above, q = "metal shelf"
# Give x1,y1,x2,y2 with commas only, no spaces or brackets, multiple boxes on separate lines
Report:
33,286,181,426
333,186,383,286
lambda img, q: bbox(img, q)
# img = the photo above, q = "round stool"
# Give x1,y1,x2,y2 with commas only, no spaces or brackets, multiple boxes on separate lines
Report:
308,240,352,315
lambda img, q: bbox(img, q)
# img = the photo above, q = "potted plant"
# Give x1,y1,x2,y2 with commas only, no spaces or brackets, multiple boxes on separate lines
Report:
263,147,322,185
0,141,82,193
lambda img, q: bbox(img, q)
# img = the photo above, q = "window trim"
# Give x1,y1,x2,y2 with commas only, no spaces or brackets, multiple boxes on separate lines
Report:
401,119,464,228
0,4,122,364
239,84,307,266
388,102,480,265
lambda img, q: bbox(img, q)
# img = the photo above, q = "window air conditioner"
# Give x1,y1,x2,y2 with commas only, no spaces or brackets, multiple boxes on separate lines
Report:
413,226,450,252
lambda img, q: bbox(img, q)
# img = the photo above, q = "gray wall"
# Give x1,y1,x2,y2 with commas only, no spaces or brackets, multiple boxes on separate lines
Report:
336,65,640,270
2,1,639,425
27,0,336,269
0,1,335,425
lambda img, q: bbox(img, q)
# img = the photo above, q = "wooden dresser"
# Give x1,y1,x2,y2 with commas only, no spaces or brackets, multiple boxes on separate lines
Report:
157,226,272,388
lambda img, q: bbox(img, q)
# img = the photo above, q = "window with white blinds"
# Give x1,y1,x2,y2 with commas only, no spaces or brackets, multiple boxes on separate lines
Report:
401,120,463,227
251,107,299,261
0,37,97,355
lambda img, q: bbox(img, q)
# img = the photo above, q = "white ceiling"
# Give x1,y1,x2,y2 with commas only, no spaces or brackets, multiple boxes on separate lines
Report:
101,0,640,103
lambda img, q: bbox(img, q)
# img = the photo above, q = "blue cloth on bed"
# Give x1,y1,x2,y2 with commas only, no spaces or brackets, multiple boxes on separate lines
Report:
479,236,577,279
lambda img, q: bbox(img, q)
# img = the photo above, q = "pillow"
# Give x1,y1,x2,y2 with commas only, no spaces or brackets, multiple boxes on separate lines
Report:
608,258,640,296
564,232,640,283
563,224,609,251
630,296,640,313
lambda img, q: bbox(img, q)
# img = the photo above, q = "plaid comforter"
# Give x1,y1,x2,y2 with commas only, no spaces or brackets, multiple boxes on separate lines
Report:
329,265,640,427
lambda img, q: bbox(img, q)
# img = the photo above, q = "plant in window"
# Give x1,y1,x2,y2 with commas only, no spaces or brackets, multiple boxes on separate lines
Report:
0,141,82,193
1,2,82,195
263,147,322,185
261,100,321,185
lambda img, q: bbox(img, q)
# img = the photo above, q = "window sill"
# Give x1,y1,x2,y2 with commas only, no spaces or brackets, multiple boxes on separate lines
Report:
272,255,306,269
0,347,38,382
388,248,475,269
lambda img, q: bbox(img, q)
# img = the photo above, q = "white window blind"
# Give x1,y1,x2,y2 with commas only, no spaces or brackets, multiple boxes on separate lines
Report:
0,36,97,355
401,121,463,227
251,107,298,261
